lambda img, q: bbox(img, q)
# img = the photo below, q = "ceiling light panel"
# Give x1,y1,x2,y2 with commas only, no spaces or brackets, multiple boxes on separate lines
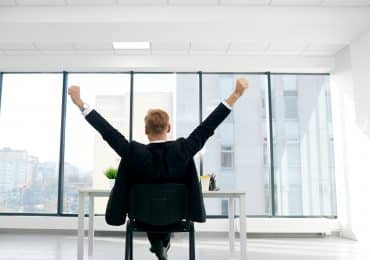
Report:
113,41,151,49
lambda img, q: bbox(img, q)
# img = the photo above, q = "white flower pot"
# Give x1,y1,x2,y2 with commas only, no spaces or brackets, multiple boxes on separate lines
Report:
108,179,115,189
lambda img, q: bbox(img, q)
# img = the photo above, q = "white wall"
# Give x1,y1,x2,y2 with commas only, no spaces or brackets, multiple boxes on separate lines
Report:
331,29,370,243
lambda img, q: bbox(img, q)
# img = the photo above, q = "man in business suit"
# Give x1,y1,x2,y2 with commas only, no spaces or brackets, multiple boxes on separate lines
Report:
68,78,248,260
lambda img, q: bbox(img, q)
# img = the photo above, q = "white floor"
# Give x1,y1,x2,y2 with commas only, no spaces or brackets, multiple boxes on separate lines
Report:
0,232,369,260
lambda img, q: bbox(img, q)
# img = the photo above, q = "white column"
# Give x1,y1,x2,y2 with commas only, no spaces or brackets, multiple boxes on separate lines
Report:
239,194,247,260
88,195,95,257
77,192,85,260
228,197,235,255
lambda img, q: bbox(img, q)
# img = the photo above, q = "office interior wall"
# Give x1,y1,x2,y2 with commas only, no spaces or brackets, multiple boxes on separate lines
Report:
330,29,370,242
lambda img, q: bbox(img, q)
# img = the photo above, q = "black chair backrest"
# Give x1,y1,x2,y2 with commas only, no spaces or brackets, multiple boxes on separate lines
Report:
128,183,189,226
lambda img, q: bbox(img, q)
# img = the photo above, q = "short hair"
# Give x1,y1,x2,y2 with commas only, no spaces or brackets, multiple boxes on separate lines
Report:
144,108,169,135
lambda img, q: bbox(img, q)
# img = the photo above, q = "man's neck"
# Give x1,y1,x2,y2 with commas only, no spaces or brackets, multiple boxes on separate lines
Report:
148,135,168,143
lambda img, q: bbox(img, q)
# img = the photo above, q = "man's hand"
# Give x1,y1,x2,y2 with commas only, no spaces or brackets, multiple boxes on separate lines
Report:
234,78,248,97
225,77,249,107
68,85,84,110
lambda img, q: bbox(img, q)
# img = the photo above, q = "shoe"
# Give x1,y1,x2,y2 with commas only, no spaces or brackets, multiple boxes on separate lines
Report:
150,241,170,260
163,240,170,258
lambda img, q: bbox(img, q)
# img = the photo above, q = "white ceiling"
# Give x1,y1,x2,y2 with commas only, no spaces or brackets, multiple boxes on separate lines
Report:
0,3,369,65
0,40,347,56
0,0,370,6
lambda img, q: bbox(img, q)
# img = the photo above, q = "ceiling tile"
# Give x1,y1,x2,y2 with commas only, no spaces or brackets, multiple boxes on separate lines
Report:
151,41,189,51
40,50,76,55
34,42,75,50
74,42,113,50
0,42,36,50
220,0,271,5
190,41,230,55
266,42,308,55
228,41,269,54
114,49,151,55
322,0,370,5
118,0,167,4
67,0,117,4
151,50,189,55
74,50,115,55
15,0,66,5
271,0,324,5
0,0,17,6
302,43,345,55
4,50,41,56
151,42,189,55
191,41,229,51
169,0,218,5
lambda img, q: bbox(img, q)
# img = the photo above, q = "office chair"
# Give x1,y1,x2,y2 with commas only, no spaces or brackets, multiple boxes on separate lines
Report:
124,183,195,260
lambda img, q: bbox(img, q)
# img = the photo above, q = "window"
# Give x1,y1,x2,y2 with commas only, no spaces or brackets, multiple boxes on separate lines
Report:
202,74,271,216
271,74,336,216
63,73,130,214
0,71,337,218
132,73,199,144
0,74,62,213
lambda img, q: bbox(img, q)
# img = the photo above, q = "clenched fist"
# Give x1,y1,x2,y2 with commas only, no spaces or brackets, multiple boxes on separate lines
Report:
224,77,249,107
68,85,84,109
234,78,248,97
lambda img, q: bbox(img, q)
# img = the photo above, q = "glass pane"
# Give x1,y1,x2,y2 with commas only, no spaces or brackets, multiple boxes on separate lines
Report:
132,73,201,172
271,74,336,216
64,74,130,214
0,73,62,213
132,73,199,143
202,74,271,216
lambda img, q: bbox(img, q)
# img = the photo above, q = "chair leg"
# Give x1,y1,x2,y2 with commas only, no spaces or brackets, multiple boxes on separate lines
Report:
129,228,133,260
125,222,131,260
189,222,195,260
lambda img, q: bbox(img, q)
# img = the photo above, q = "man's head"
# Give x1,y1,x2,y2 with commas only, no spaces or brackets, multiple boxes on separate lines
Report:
144,108,171,141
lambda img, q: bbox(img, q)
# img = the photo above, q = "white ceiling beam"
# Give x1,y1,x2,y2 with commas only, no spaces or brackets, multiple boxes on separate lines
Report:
0,54,334,73
0,21,364,44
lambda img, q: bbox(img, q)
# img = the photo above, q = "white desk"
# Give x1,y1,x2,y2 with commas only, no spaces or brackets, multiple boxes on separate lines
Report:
77,188,247,260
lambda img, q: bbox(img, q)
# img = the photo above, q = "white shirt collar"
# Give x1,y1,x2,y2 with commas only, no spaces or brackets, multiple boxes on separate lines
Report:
149,139,168,144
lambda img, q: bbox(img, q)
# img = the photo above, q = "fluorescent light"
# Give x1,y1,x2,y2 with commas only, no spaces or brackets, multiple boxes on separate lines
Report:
113,41,150,50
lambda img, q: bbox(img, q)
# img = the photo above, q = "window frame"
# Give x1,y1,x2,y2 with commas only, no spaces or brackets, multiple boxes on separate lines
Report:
0,71,336,219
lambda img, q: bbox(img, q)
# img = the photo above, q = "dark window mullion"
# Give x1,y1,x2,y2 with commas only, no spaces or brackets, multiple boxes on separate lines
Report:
0,72,3,112
266,72,276,216
198,71,203,176
57,71,68,215
129,71,134,141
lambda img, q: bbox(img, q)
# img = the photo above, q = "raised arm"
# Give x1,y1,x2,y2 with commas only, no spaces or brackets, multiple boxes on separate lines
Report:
184,78,248,157
68,86,129,157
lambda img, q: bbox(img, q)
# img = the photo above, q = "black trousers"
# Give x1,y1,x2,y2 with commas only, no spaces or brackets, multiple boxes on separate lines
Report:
135,221,171,249
147,232,171,249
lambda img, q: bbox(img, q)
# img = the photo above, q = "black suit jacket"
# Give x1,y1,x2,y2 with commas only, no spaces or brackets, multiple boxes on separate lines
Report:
85,103,231,226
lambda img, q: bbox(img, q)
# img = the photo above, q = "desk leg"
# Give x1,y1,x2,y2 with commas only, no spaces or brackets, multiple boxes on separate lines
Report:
88,196,94,257
239,195,247,260
78,192,85,260
228,197,235,255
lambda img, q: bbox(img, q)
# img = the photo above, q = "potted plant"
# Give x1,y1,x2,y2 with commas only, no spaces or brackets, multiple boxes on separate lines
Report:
104,167,118,189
